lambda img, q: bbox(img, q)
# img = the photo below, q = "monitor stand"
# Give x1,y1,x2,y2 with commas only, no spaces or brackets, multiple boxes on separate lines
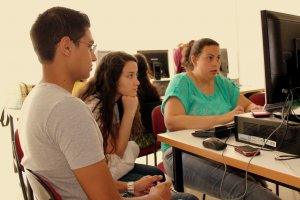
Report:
264,102,284,112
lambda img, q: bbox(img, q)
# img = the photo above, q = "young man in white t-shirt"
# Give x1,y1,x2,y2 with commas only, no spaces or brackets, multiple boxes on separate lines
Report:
19,6,171,200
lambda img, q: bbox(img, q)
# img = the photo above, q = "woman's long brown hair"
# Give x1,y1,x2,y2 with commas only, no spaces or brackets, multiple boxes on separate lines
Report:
78,51,143,155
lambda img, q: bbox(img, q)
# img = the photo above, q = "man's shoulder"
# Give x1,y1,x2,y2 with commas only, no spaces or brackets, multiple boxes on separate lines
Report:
25,83,86,117
33,83,71,96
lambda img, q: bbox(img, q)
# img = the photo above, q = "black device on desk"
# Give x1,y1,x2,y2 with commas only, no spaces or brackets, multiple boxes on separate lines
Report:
192,123,235,139
235,112,300,156
203,137,227,151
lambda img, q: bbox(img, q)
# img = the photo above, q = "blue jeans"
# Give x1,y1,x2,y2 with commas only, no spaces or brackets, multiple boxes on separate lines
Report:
118,163,166,182
163,148,281,200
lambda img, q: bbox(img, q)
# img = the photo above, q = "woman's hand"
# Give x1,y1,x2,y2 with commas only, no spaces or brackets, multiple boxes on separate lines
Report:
122,96,139,118
246,103,263,112
223,105,244,123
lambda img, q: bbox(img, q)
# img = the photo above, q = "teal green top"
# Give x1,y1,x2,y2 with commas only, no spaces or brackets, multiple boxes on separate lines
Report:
161,73,240,151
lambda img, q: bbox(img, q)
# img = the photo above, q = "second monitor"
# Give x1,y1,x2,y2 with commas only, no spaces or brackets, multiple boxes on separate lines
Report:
137,50,169,79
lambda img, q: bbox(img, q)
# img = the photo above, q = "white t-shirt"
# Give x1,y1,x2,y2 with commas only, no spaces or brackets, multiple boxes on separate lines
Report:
19,83,105,200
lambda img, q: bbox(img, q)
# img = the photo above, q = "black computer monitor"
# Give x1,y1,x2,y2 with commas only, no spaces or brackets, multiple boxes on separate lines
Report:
220,48,229,77
261,10,300,111
137,50,169,79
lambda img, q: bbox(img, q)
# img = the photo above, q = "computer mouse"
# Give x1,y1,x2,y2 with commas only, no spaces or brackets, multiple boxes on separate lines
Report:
202,137,227,151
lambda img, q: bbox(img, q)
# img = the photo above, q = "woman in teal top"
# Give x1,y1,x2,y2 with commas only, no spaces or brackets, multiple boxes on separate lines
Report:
161,73,240,151
162,38,280,200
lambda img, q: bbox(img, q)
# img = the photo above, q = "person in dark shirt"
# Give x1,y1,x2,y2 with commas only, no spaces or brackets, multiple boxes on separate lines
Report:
135,53,161,103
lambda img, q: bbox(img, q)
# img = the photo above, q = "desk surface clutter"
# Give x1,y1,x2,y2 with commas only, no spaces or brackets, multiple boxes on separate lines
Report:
158,130,300,190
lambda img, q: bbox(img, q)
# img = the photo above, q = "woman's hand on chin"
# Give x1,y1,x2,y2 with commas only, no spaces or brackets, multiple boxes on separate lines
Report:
122,96,139,117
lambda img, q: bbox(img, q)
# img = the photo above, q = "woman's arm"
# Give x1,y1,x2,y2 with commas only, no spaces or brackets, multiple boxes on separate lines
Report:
113,96,139,157
164,97,244,131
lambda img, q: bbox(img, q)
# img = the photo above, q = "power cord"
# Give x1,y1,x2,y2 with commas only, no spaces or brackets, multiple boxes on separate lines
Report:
219,135,258,200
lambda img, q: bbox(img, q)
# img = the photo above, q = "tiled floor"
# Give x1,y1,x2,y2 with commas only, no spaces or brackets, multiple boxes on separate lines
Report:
1,123,300,199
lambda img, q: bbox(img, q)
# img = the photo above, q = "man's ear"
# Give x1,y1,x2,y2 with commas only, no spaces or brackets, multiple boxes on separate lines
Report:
58,36,73,55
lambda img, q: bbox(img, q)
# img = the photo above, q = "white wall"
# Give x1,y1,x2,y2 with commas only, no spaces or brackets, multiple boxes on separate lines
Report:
236,0,300,88
1,0,300,108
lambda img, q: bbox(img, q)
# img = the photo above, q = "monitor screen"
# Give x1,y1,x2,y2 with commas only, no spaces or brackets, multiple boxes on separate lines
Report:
220,48,229,77
137,50,169,78
261,10,300,111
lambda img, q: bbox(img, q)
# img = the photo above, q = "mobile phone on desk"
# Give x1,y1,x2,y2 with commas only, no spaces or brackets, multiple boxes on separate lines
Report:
251,109,272,118
234,145,260,157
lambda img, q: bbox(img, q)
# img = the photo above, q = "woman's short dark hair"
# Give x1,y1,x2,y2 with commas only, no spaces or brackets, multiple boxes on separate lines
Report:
30,7,90,63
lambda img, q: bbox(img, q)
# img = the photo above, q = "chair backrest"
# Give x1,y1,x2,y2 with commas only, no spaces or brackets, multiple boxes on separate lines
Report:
13,130,32,200
14,130,24,171
151,105,168,173
140,101,162,134
26,169,62,200
151,105,167,136
248,92,266,106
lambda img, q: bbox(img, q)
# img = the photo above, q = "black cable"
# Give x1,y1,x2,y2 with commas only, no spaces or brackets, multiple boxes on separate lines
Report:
218,132,253,200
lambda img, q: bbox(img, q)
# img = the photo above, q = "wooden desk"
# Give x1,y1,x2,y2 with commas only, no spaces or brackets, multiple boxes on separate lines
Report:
239,85,264,95
158,131,300,192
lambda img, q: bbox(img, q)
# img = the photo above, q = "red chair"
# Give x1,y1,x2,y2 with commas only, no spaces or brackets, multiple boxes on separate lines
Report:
15,130,61,200
13,130,33,200
138,101,162,166
26,169,62,200
248,92,266,106
151,105,167,173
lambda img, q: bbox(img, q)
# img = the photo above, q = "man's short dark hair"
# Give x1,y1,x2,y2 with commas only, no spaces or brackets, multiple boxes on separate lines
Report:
30,7,90,63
